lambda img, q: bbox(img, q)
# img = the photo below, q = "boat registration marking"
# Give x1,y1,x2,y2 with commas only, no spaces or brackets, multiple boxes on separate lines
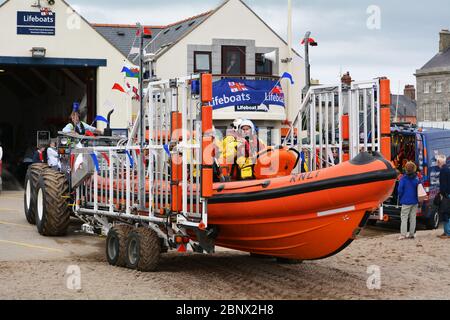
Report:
317,206,356,217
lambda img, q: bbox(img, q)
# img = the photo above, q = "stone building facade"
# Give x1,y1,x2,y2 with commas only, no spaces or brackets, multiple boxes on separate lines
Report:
415,29,450,124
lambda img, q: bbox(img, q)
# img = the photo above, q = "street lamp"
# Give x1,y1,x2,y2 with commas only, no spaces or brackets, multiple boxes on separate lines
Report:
302,31,318,94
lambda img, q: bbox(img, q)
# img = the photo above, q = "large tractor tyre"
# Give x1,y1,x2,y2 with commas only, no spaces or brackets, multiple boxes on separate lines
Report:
24,163,49,224
23,163,48,225
425,208,440,230
35,169,71,236
125,227,161,272
106,225,133,267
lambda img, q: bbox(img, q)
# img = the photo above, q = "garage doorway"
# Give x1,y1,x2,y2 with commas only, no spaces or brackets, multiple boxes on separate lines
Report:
0,62,98,189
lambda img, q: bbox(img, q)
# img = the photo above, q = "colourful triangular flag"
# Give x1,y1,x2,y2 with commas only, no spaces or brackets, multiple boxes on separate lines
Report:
112,83,126,93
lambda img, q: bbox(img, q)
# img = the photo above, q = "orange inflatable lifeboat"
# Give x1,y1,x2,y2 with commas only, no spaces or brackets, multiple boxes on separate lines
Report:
206,151,397,260
93,149,397,261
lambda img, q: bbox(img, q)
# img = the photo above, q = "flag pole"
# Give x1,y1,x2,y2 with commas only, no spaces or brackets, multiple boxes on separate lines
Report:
287,0,293,124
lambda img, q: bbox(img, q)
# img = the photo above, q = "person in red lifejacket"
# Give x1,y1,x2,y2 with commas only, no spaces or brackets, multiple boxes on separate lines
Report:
32,145,47,164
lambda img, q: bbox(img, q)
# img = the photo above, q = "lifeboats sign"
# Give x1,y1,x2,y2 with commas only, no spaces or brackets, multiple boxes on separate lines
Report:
17,11,56,36
210,79,285,111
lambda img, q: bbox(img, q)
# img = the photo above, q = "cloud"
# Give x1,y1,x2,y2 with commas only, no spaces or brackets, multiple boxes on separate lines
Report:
4,0,448,92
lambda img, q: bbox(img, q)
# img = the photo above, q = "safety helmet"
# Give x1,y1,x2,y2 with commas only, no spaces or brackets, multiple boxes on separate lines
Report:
239,119,256,135
232,118,243,132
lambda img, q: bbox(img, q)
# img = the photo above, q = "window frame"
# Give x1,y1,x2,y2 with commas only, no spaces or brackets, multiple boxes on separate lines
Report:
255,53,273,76
221,46,246,75
424,82,431,94
193,51,212,74
436,81,443,93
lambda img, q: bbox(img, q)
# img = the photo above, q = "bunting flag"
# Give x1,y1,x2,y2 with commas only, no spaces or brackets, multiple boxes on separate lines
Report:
112,83,126,93
100,152,110,166
85,130,95,137
280,72,295,85
163,144,171,157
74,154,84,172
121,66,139,78
270,85,283,95
90,153,100,173
93,115,109,125
125,150,134,168
132,86,140,101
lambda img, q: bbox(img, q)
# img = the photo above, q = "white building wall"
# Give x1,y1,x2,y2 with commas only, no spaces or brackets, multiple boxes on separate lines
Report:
156,0,305,126
0,0,131,129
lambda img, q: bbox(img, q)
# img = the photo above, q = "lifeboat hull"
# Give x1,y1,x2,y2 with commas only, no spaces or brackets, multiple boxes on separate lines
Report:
207,153,397,260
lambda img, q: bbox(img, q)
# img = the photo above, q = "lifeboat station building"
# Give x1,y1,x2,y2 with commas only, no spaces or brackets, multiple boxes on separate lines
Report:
0,0,304,181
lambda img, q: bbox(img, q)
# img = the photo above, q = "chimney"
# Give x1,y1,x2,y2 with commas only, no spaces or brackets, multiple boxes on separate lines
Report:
440,29,450,53
341,72,352,86
404,85,416,101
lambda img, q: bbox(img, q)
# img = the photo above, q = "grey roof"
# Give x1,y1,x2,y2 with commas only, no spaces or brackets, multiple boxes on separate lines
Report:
147,13,211,55
92,12,211,61
419,47,450,70
93,25,163,59
390,95,417,117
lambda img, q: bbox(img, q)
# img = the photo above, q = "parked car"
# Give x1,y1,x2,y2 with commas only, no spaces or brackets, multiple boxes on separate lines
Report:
372,125,450,229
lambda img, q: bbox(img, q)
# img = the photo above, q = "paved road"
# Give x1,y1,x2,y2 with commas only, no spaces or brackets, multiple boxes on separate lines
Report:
0,191,103,262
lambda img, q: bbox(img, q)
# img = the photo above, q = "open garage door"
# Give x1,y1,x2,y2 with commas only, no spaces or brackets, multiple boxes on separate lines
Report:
0,62,98,189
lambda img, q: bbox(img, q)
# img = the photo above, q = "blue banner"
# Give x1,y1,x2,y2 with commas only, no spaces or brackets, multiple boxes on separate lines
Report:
210,79,285,110
17,11,56,36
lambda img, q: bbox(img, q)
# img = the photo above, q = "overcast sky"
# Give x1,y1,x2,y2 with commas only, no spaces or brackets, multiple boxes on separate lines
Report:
6,0,450,93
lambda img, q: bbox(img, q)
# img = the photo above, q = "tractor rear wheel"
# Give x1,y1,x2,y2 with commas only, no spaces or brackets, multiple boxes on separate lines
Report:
125,227,161,272
24,163,48,225
35,168,71,236
106,225,133,267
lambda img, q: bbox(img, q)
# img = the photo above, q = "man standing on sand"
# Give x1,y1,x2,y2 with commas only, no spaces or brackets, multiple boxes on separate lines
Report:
436,155,450,239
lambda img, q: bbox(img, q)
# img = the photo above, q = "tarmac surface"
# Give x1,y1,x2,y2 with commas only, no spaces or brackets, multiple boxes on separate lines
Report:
1,189,450,300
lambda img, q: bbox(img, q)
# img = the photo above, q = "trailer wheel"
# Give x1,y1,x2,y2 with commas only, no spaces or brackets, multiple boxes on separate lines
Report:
35,169,70,236
125,227,161,272
106,225,133,267
23,163,48,225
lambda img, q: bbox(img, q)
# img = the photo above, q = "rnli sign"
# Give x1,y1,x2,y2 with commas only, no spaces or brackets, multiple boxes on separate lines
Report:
211,79,285,110
17,11,56,36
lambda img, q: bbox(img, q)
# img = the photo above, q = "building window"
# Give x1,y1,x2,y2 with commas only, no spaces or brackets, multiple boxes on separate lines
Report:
222,46,246,75
423,104,430,121
436,103,443,121
255,53,273,76
436,81,443,93
424,82,431,94
194,51,212,73
418,106,424,122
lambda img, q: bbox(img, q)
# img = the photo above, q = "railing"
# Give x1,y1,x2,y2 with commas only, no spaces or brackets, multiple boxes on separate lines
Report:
283,79,382,172
72,75,212,231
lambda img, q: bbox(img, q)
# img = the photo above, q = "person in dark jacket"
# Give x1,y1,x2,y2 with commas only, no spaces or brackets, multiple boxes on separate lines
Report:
437,155,450,238
32,145,47,164
398,162,419,240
